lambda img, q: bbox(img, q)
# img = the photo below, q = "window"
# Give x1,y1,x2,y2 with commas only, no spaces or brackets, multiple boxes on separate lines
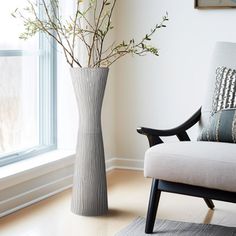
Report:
0,1,56,166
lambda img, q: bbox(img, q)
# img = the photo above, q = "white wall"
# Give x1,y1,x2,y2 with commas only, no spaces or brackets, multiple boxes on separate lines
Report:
112,0,236,160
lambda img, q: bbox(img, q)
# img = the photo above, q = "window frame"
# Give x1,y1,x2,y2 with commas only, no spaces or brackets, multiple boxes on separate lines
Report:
0,33,57,167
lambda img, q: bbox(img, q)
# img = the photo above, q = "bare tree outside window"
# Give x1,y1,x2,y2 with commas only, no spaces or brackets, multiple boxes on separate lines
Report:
0,55,38,154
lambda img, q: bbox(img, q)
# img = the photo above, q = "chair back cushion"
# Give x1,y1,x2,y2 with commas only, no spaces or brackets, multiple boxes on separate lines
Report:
200,42,236,129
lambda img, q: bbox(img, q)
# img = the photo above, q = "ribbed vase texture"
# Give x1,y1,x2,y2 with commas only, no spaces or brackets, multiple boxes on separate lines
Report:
70,68,109,216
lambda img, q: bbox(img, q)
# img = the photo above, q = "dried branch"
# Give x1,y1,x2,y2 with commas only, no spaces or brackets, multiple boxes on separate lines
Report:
88,0,106,66
13,0,168,68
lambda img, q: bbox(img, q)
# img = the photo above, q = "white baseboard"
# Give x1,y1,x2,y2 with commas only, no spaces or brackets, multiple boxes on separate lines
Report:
0,157,143,218
106,158,144,171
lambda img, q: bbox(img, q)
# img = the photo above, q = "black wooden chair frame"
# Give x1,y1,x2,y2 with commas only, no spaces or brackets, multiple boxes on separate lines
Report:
137,108,236,234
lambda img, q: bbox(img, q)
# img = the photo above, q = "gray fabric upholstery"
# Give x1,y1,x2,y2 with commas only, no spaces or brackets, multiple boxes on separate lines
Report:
144,141,236,192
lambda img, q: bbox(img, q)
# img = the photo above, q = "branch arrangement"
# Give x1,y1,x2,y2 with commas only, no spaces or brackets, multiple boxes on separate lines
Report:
12,0,168,68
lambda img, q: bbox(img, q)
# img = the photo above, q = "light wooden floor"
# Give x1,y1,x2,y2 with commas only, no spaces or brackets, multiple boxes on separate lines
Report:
1,170,236,236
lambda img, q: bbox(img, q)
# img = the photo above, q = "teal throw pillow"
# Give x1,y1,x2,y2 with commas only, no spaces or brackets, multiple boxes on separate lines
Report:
198,109,236,143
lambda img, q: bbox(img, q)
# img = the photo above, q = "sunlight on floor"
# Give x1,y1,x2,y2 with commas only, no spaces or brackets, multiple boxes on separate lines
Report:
1,170,236,236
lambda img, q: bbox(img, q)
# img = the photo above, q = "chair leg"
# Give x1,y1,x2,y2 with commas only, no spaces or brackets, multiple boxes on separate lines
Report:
145,179,161,234
204,198,215,209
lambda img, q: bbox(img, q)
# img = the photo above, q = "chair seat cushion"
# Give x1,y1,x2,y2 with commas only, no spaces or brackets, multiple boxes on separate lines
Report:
144,141,236,192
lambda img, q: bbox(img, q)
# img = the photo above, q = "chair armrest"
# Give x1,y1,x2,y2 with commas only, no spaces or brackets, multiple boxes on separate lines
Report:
137,107,201,146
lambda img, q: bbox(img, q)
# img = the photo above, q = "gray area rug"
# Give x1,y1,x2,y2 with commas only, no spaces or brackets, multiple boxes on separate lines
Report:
115,217,236,235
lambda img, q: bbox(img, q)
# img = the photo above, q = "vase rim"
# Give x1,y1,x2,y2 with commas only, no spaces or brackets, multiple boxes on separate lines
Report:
70,67,109,71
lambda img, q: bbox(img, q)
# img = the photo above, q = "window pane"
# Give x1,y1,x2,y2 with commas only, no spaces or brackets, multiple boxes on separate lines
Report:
0,1,36,50
0,53,39,155
0,0,56,164
0,1,39,156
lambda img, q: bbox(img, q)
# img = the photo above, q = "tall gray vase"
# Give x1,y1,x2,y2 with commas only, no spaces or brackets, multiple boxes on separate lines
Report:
70,67,108,216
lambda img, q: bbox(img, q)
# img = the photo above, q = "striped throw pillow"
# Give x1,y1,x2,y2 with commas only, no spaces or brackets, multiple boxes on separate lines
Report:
198,109,236,143
211,66,236,115
199,66,236,143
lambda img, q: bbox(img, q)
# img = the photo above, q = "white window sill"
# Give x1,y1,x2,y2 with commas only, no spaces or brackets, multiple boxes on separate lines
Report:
0,150,75,191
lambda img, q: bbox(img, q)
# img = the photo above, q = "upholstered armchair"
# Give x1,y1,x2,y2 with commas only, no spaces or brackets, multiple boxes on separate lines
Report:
138,42,236,234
